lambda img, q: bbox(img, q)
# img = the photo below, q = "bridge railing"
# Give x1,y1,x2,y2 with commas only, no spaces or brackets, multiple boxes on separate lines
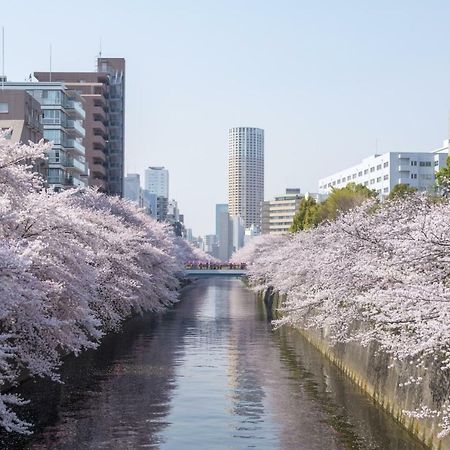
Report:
185,263,247,271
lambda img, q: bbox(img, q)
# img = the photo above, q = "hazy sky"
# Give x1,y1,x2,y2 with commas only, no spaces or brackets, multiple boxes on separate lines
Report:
3,1,450,235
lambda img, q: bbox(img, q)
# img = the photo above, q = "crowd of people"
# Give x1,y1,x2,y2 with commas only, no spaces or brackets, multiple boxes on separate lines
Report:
185,262,247,270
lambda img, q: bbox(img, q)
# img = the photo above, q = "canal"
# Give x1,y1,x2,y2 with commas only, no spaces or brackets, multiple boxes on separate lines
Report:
1,278,426,449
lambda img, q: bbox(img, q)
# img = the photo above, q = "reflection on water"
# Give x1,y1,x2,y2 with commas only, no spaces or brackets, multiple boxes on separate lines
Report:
0,278,426,449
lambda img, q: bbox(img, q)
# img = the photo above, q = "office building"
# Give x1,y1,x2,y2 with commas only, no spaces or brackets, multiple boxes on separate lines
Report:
145,166,169,197
318,149,448,198
231,215,245,252
2,82,87,191
228,127,264,230
142,190,157,217
261,188,303,234
145,166,169,220
167,199,180,223
216,203,232,262
124,173,141,204
35,57,125,196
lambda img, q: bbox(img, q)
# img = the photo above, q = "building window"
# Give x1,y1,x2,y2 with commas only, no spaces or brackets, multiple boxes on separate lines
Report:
370,179,375,184
411,160,417,166
358,171,362,177
376,164,382,170
1,128,12,139
383,162,389,168
370,167,375,172
383,174,389,180
0,103,8,113
383,187,389,193
411,173,417,179
376,177,381,182
364,169,368,175
419,161,432,167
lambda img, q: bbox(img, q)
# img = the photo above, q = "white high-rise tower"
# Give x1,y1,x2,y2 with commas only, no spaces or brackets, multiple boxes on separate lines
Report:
228,127,264,230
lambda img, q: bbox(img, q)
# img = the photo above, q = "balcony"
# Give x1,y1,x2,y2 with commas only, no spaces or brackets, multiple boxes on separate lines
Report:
398,165,411,172
92,149,106,162
93,106,107,122
66,100,86,119
92,134,107,149
66,120,86,138
47,174,74,186
66,157,86,173
93,121,107,136
92,163,106,176
65,139,85,155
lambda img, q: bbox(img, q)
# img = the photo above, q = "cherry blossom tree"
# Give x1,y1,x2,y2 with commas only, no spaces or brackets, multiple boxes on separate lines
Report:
0,131,210,433
238,194,450,438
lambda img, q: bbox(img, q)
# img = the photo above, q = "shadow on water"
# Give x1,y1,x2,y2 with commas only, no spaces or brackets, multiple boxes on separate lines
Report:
254,297,427,450
0,278,429,450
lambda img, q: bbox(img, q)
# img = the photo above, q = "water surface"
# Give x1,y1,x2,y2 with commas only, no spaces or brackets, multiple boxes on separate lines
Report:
1,278,426,449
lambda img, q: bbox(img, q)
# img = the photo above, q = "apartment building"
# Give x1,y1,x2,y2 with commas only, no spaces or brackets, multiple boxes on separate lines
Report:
3,82,87,191
261,188,303,234
35,57,125,196
318,149,448,198
0,90,43,143
228,127,264,230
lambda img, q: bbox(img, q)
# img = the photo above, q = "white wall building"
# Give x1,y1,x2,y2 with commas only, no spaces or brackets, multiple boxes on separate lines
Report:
145,166,169,220
228,127,264,230
318,148,448,198
144,166,169,198
261,188,303,234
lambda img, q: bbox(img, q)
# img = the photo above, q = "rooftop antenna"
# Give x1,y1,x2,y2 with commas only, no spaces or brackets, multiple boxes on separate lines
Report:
96,37,102,71
2,26,4,90
49,44,52,82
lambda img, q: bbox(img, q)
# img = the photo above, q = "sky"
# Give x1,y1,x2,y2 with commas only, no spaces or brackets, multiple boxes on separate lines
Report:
3,0,450,235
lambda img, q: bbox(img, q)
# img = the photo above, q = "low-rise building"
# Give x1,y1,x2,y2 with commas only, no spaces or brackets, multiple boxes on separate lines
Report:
319,148,448,198
261,188,303,234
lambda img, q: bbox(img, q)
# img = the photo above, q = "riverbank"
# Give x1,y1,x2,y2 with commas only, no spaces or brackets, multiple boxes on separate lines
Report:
261,289,448,450
0,278,428,449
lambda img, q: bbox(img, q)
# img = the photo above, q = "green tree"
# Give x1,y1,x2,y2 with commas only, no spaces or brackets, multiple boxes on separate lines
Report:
436,156,450,195
387,183,417,200
289,196,319,232
290,183,376,233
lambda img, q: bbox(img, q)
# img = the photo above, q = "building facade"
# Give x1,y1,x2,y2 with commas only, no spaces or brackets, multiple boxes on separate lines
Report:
228,127,264,230
216,203,232,262
145,166,169,220
261,188,303,234
3,82,87,191
318,150,448,198
124,173,141,204
35,57,125,196
0,90,43,143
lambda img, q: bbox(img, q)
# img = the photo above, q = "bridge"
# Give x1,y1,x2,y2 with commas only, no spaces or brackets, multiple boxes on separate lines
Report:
184,269,247,277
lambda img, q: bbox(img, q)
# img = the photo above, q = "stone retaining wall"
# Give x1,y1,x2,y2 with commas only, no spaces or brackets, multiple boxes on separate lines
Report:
262,289,450,450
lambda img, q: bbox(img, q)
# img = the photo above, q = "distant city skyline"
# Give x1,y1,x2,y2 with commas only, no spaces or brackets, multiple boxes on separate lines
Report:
3,1,450,235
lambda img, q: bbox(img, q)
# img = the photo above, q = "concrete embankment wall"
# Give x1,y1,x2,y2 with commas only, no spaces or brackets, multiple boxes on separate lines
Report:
261,289,450,450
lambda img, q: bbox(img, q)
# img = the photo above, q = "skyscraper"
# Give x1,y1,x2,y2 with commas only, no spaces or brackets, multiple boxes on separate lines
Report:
228,127,264,230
